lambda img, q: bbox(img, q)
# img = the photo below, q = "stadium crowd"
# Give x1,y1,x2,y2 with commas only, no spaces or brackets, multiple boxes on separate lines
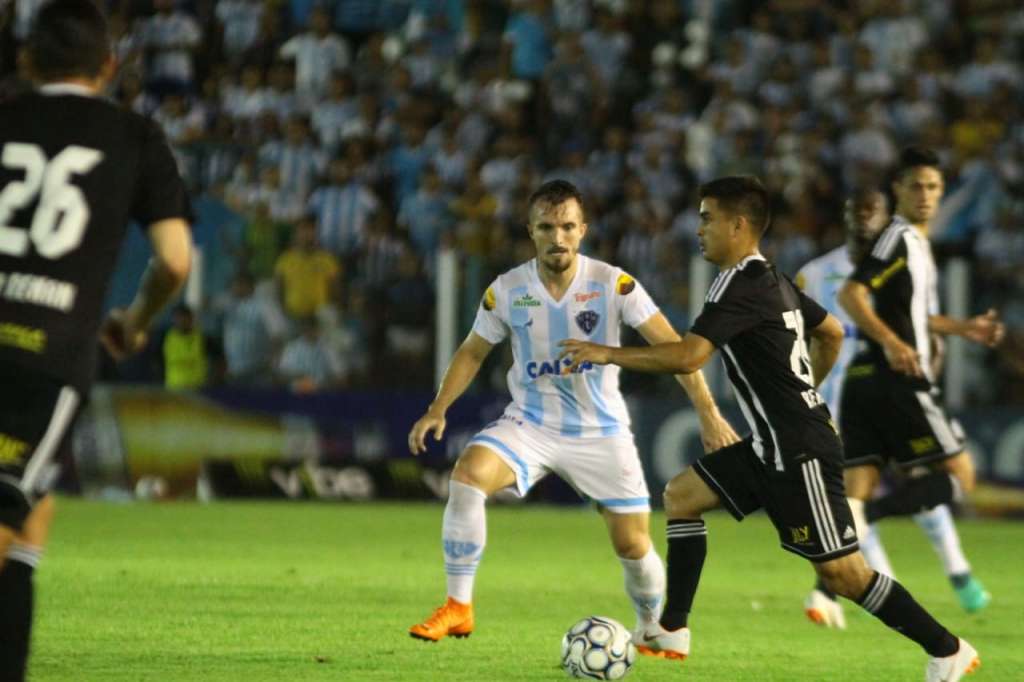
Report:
1,0,1022,400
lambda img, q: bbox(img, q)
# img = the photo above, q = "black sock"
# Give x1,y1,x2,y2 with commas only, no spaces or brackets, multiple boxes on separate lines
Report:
814,577,837,600
857,571,959,657
866,473,955,523
0,558,35,682
659,519,706,631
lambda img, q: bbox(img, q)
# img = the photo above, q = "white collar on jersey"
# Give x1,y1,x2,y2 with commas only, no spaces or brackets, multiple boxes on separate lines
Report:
733,252,767,270
38,82,99,98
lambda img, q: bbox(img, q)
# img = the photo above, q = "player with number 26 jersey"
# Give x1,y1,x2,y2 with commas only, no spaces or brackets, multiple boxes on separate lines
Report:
0,84,188,393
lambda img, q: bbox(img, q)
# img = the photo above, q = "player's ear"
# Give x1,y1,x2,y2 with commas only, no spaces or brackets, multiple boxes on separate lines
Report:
98,54,118,91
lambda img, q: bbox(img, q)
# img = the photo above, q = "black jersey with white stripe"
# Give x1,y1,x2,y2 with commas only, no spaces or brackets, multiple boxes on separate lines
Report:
0,84,189,392
848,215,937,389
690,254,839,470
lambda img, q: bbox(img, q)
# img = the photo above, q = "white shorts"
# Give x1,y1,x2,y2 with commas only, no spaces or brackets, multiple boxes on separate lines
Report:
467,415,650,514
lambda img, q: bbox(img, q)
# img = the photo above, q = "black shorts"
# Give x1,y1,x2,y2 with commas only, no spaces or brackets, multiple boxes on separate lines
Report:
840,366,965,470
0,367,81,531
693,438,859,562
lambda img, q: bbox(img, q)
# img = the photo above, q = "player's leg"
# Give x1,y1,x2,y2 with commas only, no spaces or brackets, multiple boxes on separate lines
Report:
805,462,879,627
913,503,990,612
0,376,78,681
639,439,761,661
600,510,665,636
815,551,979,681
865,387,972,523
411,417,547,642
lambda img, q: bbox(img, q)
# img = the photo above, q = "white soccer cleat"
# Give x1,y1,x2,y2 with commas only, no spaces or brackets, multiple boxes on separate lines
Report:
804,589,847,629
632,623,690,661
925,638,980,682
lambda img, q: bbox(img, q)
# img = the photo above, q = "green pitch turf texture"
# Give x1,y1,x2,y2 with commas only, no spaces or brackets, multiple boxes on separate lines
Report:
32,498,1021,681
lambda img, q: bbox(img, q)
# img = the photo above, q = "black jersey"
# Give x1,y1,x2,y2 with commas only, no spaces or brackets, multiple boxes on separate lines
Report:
690,254,839,470
848,215,936,389
0,84,189,392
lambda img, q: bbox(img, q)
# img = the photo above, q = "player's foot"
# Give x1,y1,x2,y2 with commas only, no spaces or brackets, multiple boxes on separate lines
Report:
804,589,847,629
925,638,980,682
633,623,689,661
954,577,991,613
409,597,474,642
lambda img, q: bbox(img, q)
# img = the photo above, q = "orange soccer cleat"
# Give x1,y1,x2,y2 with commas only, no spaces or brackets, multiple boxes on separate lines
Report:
409,597,475,642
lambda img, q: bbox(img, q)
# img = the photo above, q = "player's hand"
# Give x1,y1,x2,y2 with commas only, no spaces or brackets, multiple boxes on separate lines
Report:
408,408,446,455
557,339,613,373
882,337,923,377
699,414,741,453
99,308,149,361
962,309,1005,347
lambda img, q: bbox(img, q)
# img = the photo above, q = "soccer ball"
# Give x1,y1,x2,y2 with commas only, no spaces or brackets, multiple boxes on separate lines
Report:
560,616,637,680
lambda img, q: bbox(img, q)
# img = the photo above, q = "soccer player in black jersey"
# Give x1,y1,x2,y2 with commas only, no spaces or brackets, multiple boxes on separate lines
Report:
0,2,192,678
560,176,979,681
838,147,1003,544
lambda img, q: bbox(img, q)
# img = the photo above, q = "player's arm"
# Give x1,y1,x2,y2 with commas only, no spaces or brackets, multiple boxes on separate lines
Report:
928,310,1005,348
408,332,495,454
807,313,844,388
101,218,192,360
838,279,923,377
559,332,715,376
635,313,740,451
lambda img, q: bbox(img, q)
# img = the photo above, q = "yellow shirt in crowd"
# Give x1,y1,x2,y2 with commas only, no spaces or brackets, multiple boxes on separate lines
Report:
274,249,341,318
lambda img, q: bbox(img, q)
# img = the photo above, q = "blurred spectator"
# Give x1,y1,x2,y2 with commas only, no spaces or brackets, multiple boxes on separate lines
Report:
163,305,209,390
214,272,289,383
278,317,346,392
381,251,434,385
140,0,202,94
502,0,553,80
398,164,454,258
308,158,380,257
216,0,264,63
278,6,351,108
274,218,342,320
241,200,291,280
259,115,326,196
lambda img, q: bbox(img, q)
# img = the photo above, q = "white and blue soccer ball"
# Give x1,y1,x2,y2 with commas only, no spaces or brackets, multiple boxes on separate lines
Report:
560,616,637,680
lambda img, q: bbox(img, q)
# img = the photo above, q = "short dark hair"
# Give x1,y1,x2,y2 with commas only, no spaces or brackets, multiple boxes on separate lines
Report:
528,179,585,218
698,176,771,234
27,0,111,81
893,145,941,181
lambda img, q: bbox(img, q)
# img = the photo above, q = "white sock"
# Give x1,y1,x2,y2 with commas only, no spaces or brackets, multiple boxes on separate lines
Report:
442,480,487,604
859,523,895,578
913,504,970,577
619,545,665,627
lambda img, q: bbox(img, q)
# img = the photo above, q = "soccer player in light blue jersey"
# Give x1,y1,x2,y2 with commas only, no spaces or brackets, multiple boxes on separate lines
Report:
407,180,739,644
797,188,989,629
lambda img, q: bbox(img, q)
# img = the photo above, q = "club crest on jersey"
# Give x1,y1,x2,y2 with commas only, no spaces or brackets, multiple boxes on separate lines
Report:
481,287,496,311
616,273,635,295
575,310,599,335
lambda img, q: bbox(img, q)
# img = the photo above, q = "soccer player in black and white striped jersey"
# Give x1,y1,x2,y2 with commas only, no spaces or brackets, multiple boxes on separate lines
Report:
560,176,979,681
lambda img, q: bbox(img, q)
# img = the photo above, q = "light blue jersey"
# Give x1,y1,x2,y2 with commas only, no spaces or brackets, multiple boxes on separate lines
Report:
795,246,856,416
472,256,658,438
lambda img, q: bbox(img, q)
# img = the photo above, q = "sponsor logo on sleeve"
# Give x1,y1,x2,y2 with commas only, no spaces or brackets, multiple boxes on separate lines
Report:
616,273,635,295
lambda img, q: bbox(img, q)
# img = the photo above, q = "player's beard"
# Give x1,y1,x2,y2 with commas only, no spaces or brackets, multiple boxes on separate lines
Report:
542,249,573,273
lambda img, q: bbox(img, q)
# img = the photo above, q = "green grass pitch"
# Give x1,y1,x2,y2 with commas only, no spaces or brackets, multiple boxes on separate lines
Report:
31,498,1023,680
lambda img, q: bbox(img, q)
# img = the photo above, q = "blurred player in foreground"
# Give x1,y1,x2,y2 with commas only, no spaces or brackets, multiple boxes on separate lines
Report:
0,2,191,678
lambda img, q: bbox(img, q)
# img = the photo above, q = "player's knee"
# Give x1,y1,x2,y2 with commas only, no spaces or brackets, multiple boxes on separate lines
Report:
662,471,702,519
611,531,649,560
817,559,872,600
450,460,488,492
